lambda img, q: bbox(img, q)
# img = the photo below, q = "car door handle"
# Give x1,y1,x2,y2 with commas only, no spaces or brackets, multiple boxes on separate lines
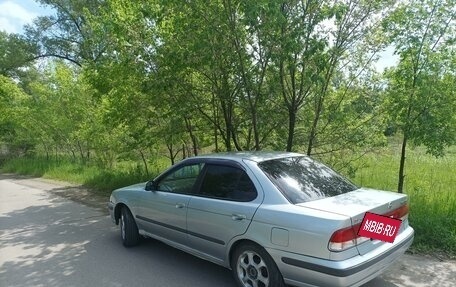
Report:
231,214,246,221
175,203,186,209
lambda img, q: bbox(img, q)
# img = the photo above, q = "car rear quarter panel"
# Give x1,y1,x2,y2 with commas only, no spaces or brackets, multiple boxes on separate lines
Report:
244,204,354,260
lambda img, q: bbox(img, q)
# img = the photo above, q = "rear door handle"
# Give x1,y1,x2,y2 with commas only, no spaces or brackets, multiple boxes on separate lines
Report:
175,203,186,209
231,214,246,221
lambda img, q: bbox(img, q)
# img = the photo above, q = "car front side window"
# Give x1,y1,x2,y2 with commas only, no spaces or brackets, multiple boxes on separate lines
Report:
157,163,204,194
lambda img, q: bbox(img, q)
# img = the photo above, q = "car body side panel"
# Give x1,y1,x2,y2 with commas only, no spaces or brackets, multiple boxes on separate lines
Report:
135,190,192,246
186,198,260,261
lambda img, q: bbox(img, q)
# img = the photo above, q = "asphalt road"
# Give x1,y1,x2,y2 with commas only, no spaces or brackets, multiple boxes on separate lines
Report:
1,175,455,287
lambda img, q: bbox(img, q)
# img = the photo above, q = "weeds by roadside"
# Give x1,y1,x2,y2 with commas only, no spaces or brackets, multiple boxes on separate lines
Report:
352,147,456,258
0,156,158,195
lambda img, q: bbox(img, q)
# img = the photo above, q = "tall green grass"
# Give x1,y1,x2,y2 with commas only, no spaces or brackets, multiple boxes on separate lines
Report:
352,147,456,256
0,156,164,194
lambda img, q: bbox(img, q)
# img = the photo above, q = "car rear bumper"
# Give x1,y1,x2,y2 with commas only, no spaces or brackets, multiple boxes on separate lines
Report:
267,226,414,287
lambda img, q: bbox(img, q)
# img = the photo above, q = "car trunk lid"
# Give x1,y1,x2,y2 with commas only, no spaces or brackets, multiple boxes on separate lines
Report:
297,188,409,255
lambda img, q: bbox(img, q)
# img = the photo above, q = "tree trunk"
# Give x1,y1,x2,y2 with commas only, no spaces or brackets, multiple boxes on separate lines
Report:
184,117,198,156
249,101,260,151
86,140,90,160
77,140,85,162
167,143,175,165
211,94,219,153
214,118,219,152
286,108,297,152
307,115,318,156
232,132,243,151
397,135,407,193
221,103,232,151
139,149,149,177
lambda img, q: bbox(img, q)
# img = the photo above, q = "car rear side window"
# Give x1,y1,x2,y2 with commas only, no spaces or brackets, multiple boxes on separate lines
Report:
199,165,257,202
258,156,357,204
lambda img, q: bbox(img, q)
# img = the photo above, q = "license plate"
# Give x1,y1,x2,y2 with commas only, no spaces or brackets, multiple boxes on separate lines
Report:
357,212,402,243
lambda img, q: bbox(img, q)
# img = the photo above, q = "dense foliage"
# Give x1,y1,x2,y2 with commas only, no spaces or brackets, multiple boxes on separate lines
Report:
1,0,455,190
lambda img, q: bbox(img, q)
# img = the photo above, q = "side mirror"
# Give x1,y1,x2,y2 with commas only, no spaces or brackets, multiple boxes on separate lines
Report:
145,180,156,191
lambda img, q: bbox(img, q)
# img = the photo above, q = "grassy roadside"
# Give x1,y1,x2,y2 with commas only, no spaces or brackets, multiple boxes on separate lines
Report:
351,146,456,258
1,148,455,258
0,156,159,195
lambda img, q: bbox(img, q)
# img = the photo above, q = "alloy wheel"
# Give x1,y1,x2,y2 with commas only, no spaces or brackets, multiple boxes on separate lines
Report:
236,250,270,287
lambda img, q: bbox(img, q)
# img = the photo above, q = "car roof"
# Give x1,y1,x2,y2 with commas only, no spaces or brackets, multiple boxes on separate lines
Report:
191,151,305,163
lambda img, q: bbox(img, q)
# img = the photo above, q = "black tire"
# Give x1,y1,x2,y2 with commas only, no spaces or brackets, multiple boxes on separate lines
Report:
119,207,140,247
231,243,285,287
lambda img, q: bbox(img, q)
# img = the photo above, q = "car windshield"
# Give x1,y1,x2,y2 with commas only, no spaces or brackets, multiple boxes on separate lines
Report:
258,156,358,204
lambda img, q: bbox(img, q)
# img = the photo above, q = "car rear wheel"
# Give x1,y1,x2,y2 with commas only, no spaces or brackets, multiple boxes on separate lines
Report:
120,207,140,247
231,243,285,287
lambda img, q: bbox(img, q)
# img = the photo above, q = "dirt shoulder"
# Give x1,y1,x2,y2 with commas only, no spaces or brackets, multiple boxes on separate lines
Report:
1,173,455,287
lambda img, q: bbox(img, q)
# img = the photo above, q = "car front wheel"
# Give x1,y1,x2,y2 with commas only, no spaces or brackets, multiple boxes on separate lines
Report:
231,243,285,287
119,207,140,247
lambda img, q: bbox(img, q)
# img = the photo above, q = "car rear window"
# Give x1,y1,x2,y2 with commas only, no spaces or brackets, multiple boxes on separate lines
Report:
258,156,357,204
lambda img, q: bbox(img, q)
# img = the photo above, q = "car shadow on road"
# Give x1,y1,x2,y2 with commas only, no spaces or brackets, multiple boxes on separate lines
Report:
102,235,237,287
0,191,236,287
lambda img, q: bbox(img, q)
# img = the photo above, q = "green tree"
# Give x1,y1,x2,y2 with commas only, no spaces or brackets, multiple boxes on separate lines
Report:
17,61,94,161
383,0,456,192
0,31,38,78
25,0,105,66
0,75,33,156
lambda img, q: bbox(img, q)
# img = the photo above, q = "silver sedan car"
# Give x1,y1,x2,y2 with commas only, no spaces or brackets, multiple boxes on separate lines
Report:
108,152,414,287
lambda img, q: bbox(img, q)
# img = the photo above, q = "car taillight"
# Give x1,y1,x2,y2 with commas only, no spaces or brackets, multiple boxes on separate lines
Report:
385,204,409,220
329,223,365,251
329,204,409,252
